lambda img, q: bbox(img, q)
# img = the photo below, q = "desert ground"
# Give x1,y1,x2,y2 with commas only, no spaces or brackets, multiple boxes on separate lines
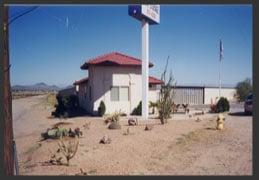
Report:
12,94,252,175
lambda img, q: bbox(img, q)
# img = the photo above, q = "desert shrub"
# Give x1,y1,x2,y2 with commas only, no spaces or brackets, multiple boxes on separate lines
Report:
62,95,79,110
157,56,175,124
132,101,142,115
52,95,79,118
236,78,252,102
98,101,106,117
57,137,79,166
104,112,121,129
216,97,230,113
104,112,120,125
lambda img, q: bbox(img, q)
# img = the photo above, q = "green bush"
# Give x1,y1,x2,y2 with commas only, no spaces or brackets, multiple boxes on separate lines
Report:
216,97,230,113
98,101,106,117
52,95,79,118
236,78,252,102
132,101,142,115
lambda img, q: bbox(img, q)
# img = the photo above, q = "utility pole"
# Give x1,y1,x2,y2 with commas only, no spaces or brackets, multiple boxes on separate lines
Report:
3,5,14,176
2,6,39,175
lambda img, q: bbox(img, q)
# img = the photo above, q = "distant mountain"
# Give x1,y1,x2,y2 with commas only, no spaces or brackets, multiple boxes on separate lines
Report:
12,82,61,92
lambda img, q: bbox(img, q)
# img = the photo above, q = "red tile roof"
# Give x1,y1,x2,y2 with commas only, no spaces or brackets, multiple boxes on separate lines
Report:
73,77,88,85
149,76,164,85
81,52,154,69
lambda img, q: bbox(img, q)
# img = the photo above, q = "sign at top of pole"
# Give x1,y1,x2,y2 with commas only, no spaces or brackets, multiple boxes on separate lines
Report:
128,5,160,25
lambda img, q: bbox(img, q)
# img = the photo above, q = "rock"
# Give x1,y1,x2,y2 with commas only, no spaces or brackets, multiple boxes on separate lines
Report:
144,124,153,131
123,128,130,135
99,135,111,144
196,117,201,122
74,127,83,137
108,122,121,130
128,118,138,126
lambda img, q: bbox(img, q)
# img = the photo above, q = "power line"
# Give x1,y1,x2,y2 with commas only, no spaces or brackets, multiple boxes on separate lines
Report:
8,6,39,25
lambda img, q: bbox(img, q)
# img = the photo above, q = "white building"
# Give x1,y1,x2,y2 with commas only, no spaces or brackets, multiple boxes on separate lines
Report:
74,52,237,115
173,85,236,105
74,52,163,115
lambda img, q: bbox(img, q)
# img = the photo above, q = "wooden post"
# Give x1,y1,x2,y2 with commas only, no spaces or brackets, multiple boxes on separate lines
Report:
3,5,14,176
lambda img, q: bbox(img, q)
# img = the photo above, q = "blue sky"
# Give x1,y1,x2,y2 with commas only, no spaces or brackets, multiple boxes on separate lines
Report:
9,5,252,87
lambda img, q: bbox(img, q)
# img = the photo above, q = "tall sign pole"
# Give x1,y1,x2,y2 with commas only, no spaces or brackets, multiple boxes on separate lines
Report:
141,19,149,120
129,5,160,120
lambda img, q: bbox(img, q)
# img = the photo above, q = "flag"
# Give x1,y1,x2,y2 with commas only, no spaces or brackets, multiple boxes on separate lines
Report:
220,39,223,61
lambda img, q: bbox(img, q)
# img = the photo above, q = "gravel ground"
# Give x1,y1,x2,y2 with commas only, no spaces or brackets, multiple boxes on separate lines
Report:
12,95,252,175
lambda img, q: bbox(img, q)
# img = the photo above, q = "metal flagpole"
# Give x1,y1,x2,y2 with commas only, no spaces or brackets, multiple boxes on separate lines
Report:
142,19,149,120
219,39,223,99
219,52,221,98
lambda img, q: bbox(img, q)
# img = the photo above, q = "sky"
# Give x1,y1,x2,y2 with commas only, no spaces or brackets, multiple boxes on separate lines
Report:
9,5,252,87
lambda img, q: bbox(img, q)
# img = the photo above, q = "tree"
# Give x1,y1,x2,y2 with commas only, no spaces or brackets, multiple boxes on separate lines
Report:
157,56,176,124
236,78,252,102
98,101,106,117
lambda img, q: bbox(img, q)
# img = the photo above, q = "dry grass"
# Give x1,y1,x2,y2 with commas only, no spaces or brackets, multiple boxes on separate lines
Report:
46,93,57,107
12,92,46,99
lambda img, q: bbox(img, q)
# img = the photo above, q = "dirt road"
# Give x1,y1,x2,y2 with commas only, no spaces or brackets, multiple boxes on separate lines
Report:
12,95,252,175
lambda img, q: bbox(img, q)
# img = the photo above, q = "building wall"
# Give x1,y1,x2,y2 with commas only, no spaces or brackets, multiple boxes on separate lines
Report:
173,87,204,105
204,87,236,104
149,89,159,103
58,87,76,97
78,66,161,115
77,83,91,113
89,66,142,115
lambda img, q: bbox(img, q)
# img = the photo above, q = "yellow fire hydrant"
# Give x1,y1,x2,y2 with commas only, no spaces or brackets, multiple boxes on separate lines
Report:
216,113,225,130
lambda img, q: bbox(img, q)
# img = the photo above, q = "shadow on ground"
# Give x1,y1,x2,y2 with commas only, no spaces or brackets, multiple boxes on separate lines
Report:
228,112,252,117
48,108,92,120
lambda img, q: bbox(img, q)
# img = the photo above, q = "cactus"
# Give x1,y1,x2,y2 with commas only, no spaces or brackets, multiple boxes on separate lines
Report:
57,137,79,166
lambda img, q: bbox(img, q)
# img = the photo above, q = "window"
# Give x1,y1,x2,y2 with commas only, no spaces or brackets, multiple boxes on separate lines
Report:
110,86,129,101
120,87,129,101
111,86,119,101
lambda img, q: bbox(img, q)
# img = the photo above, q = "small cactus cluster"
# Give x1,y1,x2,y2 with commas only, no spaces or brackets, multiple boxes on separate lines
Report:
41,127,83,140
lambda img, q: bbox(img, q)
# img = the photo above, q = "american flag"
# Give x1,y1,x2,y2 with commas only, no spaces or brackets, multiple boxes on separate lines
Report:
220,39,223,61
